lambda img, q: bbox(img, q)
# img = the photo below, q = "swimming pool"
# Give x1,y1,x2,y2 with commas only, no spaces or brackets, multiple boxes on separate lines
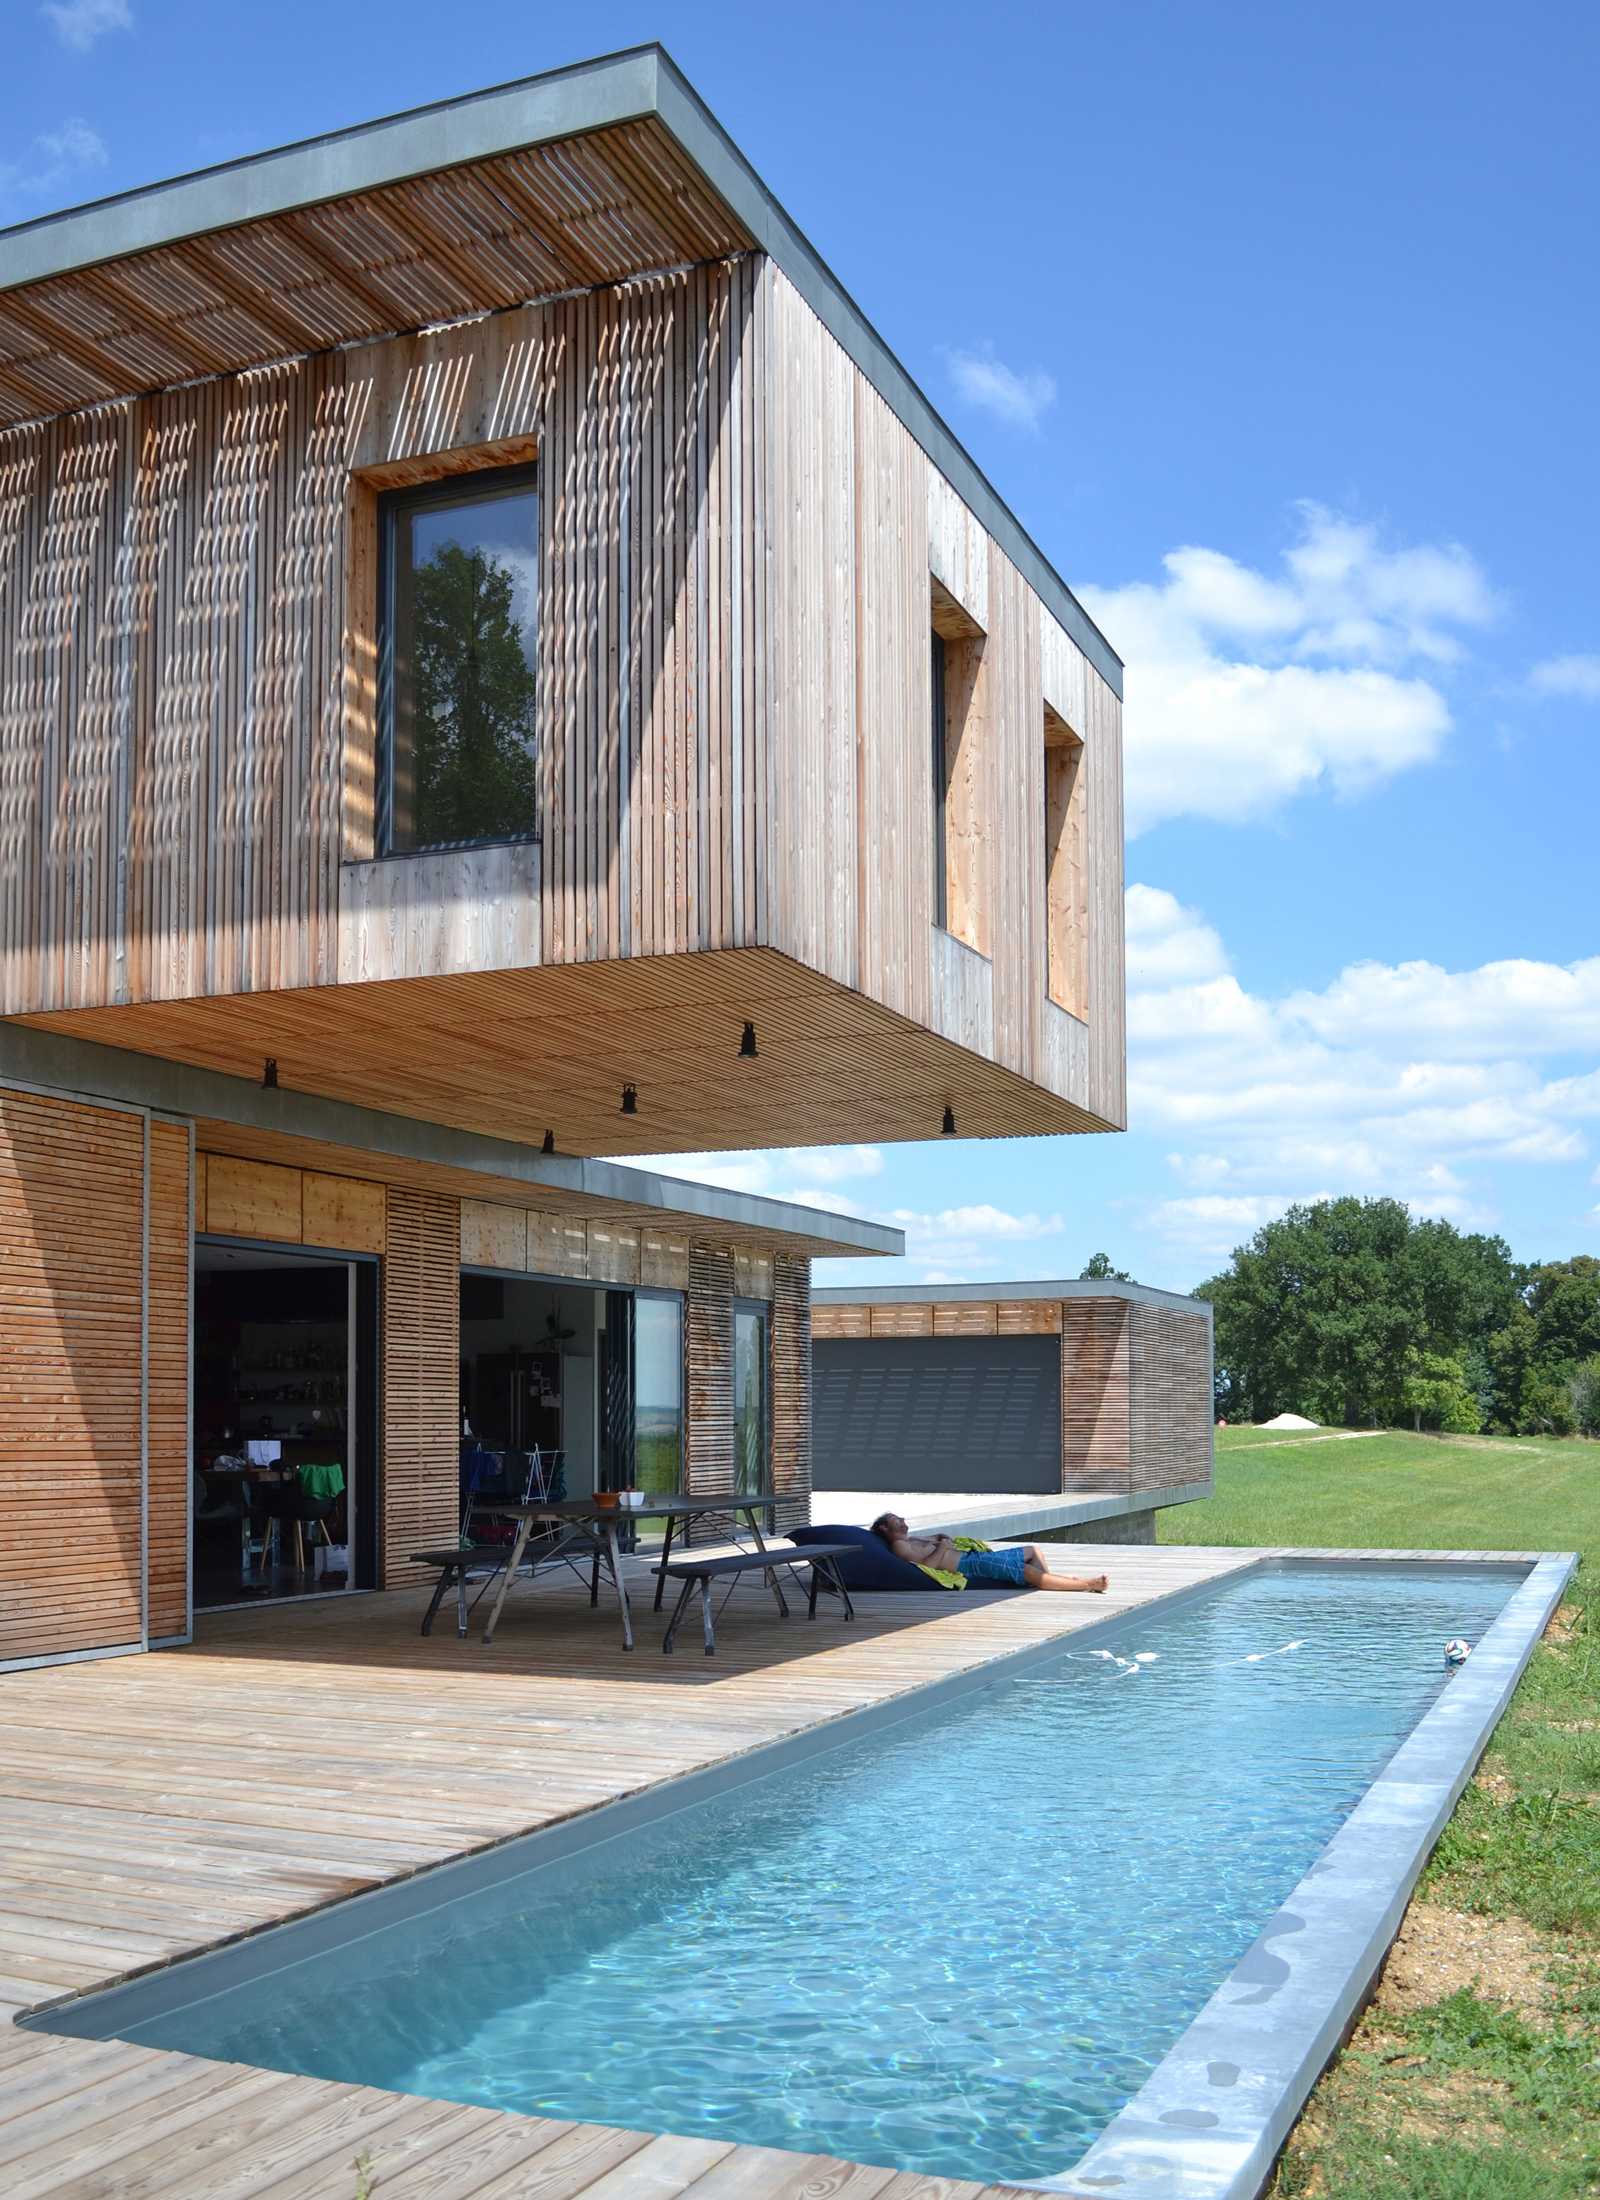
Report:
32,1558,1549,2189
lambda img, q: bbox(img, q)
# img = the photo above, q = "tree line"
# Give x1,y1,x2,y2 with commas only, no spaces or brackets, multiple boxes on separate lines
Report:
1195,1197,1600,1436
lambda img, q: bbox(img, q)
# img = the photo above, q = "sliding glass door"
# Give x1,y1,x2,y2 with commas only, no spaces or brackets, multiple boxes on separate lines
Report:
734,1301,770,1496
635,1293,684,1494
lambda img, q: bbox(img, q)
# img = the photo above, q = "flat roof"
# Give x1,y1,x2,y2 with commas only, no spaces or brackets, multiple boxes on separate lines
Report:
0,44,1120,695
814,1277,1211,1316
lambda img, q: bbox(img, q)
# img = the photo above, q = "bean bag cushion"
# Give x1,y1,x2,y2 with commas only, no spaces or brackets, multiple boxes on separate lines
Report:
790,1521,953,1592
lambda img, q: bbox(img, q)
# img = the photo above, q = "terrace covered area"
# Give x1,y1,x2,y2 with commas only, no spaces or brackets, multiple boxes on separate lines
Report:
0,1545,1251,2197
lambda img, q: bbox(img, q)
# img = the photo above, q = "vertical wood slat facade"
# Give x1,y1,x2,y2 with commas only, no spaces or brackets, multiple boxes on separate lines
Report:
1,259,770,1014
764,268,1126,1130
0,1086,190,1664
3,251,1125,1140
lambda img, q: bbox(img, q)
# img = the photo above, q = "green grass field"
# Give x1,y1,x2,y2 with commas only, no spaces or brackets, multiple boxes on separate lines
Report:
1162,1428,1600,2198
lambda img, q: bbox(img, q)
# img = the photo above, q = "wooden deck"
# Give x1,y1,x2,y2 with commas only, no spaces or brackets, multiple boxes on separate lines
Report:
0,1544,1257,2198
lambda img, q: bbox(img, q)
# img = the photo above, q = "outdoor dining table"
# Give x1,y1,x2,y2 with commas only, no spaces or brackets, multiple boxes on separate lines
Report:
478,1492,786,1652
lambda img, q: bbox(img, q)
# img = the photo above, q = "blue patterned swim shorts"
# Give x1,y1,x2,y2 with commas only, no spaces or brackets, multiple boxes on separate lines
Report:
956,1544,1029,1588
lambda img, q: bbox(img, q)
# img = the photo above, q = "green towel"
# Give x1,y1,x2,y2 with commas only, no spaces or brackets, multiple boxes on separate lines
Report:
296,1462,345,1500
916,1534,988,1590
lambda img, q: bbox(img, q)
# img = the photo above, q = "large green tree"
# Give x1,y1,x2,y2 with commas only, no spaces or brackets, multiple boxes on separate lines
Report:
405,541,538,847
1197,1197,1521,1428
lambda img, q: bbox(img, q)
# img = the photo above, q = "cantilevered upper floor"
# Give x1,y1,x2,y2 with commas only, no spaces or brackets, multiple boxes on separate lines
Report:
0,46,1125,1157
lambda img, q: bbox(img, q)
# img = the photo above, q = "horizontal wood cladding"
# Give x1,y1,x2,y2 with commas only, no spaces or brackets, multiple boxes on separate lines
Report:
1059,1301,1132,1496
770,1255,810,1536
380,1186,459,1588
460,1194,787,1302
145,1118,191,1641
1130,1303,1215,1494
684,1243,735,1498
0,1088,187,1662
196,1151,386,1252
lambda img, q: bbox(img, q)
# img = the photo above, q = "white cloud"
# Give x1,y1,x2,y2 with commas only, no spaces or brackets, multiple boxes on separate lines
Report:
41,0,131,51
614,1146,1063,1280
1127,880,1598,1260
0,117,107,205
945,344,1056,433
1079,504,1497,835
1530,653,1600,700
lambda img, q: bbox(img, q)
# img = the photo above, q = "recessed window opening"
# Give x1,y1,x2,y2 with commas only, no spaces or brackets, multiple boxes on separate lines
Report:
379,464,540,856
1044,699,1087,1019
929,577,988,954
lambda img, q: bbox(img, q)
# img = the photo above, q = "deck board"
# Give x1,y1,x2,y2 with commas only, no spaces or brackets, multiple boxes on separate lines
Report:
0,1545,1263,2195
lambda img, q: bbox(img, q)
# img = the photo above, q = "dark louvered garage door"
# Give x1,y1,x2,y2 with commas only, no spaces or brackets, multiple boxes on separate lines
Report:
812,1335,1061,1493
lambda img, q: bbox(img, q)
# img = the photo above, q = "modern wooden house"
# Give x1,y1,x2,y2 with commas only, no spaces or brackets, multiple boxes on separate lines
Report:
0,48,1127,1667
812,1282,1214,1539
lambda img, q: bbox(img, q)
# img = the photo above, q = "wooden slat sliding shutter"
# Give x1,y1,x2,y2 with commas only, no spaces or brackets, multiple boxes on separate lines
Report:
146,1119,192,1640
0,1088,194,1662
684,1243,735,1508
381,1187,459,1585
769,1255,811,1536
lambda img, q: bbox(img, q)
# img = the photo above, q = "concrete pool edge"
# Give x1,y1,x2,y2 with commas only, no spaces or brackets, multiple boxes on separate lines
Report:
1039,1548,1578,2200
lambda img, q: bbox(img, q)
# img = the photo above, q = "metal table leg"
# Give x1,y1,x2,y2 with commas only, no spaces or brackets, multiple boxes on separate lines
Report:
662,1574,695,1654
653,1511,678,1610
604,1522,635,1651
482,1517,532,1645
420,1564,454,1636
700,1575,716,1656
740,1503,790,1618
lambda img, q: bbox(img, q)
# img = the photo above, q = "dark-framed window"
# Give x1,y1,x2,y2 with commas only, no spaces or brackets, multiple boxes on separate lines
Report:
733,1299,770,1497
930,627,949,929
378,465,541,856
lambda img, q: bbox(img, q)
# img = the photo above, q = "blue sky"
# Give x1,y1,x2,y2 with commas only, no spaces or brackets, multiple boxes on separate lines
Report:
7,0,1596,1290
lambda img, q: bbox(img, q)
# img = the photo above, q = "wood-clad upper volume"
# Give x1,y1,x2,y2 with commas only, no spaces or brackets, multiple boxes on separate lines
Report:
1,49,1127,1159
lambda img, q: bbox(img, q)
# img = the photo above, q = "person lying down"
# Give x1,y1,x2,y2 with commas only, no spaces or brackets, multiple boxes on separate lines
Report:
870,1513,1107,1594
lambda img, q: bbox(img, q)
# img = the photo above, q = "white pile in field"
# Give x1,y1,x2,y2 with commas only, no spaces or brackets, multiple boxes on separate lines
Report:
1260,1411,1320,1430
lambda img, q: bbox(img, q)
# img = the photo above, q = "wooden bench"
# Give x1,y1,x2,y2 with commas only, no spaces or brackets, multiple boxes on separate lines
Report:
655,1543,857,1655
408,1544,524,1638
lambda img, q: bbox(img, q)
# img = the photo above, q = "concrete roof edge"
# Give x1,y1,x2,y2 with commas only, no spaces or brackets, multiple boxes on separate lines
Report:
813,1276,1211,1315
0,1021,904,1258
0,43,1122,697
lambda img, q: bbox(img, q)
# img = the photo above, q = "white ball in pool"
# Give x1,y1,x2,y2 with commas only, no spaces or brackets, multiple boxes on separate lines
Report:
1444,1638,1471,1666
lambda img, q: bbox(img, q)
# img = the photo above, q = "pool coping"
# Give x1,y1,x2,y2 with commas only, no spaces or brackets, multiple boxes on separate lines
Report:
19,1548,1574,2200
1038,1547,1578,2200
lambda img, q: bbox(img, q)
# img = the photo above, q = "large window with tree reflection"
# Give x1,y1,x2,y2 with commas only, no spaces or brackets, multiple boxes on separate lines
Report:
379,467,540,855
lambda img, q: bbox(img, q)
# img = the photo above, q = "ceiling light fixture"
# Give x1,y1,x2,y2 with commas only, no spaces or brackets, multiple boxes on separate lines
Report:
541,1129,556,1154
620,1085,638,1116
739,1020,759,1059
941,1104,957,1136
262,1058,279,1089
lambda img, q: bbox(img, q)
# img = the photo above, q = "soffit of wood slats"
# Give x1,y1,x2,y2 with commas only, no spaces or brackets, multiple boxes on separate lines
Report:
0,116,752,431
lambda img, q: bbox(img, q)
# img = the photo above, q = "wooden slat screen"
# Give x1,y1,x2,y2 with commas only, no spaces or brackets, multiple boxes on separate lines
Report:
0,1089,146,1660
1130,1304,1215,1494
146,1119,192,1640
769,1255,810,1536
380,1186,459,1586
1060,1300,1132,1496
684,1243,735,1502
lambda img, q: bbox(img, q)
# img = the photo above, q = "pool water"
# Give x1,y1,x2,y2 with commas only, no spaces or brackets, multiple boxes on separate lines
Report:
150,1563,1519,2184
